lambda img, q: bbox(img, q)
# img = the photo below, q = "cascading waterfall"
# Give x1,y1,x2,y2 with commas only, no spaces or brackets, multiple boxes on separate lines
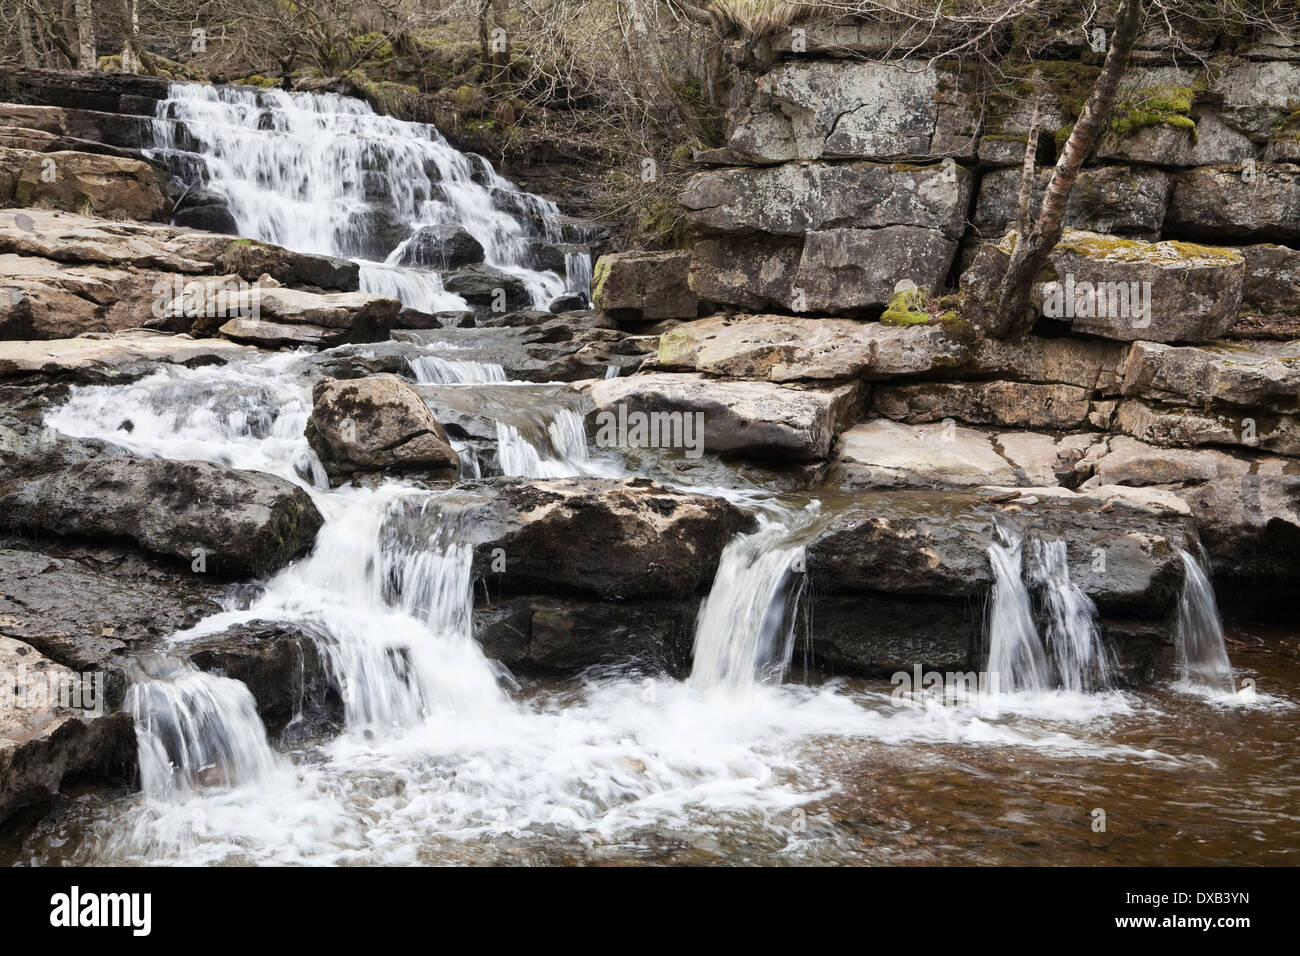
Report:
147,83,583,309
1032,539,1115,693
1176,549,1235,691
565,249,593,297
128,667,280,797
690,513,813,693
985,526,1052,693
987,528,1119,695
408,355,508,385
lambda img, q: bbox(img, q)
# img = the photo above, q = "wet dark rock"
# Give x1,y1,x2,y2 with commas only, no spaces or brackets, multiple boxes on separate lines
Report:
441,265,533,313
548,292,588,313
0,537,223,706
807,491,1192,619
0,417,323,577
395,224,485,269
0,636,137,825
474,596,699,675
390,477,755,601
1181,476,1300,591
183,622,343,745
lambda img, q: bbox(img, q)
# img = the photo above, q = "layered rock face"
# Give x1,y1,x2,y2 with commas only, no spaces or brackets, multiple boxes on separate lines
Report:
637,32,1300,330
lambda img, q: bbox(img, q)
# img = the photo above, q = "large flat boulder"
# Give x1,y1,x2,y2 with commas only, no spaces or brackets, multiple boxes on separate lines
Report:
831,420,1019,489
680,161,972,239
727,60,978,162
580,373,862,461
0,253,168,339
961,230,1244,343
0,418,323,576
655,313,967,382
1119,340,1300,413
305,375,460,485
0,332,255,383
14,150,166,220
0,209,359,290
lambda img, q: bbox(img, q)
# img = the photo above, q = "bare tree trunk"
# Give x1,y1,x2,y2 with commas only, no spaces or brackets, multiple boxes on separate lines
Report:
73,0,95,69
491,0,510,92
477,0,490,71
984,0,1145,339
17,4,42,68
119,0,141,73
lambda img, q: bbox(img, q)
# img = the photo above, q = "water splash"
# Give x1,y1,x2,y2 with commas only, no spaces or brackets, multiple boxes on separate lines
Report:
1176,549,1234,692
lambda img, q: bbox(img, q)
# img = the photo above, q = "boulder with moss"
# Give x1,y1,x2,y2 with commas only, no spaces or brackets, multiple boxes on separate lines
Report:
960,230,1244,343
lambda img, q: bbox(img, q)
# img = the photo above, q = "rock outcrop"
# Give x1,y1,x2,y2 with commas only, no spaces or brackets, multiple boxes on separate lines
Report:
0,418,323,576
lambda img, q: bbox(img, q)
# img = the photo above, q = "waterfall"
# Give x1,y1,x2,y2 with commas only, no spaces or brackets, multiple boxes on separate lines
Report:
496,410,593,478
565,249,593,297
127,668,280,798
690,516,810,693
408,355,508,384
147,83,573,309
1176,549,1235,691
1032,539,1114,693
985,526,1053,693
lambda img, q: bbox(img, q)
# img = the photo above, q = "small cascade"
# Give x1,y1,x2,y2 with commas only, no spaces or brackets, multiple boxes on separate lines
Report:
1032,539,1115,693
496,409,593,478
408,355,508,385
690,516,811,693
231,488,510,733
147,83,574,309
985,526,1052,693
359,261,467,314
564,249,593,297
1176,549,1235,691
127,667,280,798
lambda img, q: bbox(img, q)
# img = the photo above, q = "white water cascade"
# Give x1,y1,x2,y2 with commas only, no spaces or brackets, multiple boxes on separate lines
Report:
147,83,581,309
1032,539,1115,694
1176,549,1235,691
986,526,1053,693
127,667,281,798
690,512,814,693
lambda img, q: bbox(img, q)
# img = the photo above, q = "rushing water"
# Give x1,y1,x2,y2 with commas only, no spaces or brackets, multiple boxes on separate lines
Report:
9,82,1295,868
985,526,1052,693
147,82,581,310
1032,539,1115,694
1176,549,1235,693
